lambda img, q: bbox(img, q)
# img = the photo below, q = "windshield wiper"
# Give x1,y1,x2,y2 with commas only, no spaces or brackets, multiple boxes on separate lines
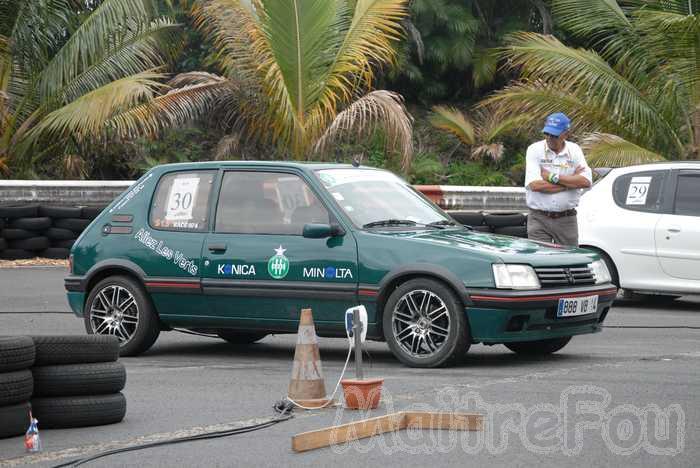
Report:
363,219,446,229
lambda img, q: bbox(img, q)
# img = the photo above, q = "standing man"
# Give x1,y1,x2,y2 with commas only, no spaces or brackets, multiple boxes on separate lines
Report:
524,113,592,246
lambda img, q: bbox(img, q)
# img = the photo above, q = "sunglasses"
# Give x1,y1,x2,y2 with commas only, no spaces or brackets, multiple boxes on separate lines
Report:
544,133,562,139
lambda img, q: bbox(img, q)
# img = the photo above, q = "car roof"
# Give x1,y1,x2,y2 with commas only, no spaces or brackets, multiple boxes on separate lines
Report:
151,161,385,172
609,161,700,175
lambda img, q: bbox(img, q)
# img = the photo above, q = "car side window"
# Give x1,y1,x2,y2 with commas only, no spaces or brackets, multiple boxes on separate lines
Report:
215,171,329,235
674,172,700,216
612,170,667,213
150,171,215,232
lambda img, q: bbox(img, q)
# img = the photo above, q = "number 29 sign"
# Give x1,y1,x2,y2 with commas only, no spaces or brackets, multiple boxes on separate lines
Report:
165,177,200,221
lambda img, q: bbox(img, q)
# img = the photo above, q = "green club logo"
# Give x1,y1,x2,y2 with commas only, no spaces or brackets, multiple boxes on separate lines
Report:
267,245,289,279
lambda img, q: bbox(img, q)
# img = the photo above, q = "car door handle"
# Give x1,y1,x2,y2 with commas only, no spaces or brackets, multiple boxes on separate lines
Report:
208,243,227,253
667,227,681,233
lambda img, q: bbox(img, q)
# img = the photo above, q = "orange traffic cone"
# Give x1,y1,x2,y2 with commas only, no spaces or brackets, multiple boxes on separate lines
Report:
288,308,330,408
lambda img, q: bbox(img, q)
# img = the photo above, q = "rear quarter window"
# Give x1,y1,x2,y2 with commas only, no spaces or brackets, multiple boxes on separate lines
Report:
149,171,216,232
612,170,667,213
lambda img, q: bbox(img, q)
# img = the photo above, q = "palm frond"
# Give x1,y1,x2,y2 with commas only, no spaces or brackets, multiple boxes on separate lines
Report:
580,132,665,167
58,17,180,104
501,32,683,152
314,90,413,170
471,143,504,162
471,47,497,89
214,133,242,160
108,74,231,139
38,0,162,99
28,70,167,142
428,106,475,146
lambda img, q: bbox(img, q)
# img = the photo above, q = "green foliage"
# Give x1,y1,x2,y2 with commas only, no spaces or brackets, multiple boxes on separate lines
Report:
446,160,512,186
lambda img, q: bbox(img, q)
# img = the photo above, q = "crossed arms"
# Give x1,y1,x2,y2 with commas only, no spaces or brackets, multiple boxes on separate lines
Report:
528,166,592,193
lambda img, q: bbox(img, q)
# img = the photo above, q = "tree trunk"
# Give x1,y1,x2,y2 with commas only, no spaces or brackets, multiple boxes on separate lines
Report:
530,0,552,35
691,107,700,160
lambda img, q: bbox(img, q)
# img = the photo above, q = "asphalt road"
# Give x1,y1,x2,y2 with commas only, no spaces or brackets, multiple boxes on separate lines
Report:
0,267,698,467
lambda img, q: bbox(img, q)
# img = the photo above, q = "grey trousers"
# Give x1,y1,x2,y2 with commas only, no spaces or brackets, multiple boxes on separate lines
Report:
527,210,579,247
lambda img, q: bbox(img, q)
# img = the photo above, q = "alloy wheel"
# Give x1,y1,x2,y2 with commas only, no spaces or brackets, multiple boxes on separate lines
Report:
89,285,139,344
392,289,451,358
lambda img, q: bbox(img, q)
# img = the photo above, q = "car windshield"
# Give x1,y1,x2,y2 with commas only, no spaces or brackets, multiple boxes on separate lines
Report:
315,168,453,228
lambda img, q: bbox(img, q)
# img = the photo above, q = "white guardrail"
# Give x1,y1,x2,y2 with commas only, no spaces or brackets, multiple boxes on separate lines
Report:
0,181,527,212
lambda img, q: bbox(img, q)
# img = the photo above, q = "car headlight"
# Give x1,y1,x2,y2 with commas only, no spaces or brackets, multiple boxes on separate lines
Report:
492,264,541,290
590,259,611,284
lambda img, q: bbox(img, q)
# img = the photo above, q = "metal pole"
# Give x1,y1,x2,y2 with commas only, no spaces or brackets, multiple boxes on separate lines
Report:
353,308,364,380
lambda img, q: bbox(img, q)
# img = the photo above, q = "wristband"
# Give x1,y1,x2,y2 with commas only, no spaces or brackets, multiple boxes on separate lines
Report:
552,173,560,184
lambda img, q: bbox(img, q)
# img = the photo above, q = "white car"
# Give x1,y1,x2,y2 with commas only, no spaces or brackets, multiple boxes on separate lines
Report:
578,162,700,300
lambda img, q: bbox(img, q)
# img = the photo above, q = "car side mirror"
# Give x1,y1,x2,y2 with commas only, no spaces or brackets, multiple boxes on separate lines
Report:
303,223,344,238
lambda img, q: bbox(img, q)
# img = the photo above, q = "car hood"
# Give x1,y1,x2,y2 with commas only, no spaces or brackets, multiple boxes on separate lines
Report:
372,227,596,266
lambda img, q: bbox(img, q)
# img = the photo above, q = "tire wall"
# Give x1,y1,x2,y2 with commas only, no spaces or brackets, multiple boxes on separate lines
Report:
0,205,107,260
0,203,530,260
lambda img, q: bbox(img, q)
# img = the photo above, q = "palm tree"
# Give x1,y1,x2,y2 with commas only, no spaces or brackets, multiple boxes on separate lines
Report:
121,0,414,169
0,0,183,178
428,105,528,163
484,0,700,167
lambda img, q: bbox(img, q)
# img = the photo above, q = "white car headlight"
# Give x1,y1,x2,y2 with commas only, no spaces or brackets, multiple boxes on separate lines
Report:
492,264,541,290
590,259,612,284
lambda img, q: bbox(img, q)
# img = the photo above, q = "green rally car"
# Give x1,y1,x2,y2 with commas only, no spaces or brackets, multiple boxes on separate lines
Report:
65,162,617,367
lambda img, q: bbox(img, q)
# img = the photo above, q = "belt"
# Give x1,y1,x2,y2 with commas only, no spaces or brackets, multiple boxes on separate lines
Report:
530,208,577,219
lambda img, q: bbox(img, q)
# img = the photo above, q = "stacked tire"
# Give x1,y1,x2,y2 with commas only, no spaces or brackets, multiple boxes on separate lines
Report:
450,211,528,237
30,335,126,429
0,336,35,438
0,204,106,260
0,205,49,260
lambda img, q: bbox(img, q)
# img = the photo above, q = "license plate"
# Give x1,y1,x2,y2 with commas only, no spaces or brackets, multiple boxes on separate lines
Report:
557,295,598,318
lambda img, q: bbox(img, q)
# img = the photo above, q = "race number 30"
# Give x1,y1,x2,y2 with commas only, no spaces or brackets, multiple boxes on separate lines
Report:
165,177,200,221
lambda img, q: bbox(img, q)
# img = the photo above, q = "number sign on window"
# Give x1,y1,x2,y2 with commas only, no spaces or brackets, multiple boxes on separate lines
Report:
625,176,652,205
165,177,200,221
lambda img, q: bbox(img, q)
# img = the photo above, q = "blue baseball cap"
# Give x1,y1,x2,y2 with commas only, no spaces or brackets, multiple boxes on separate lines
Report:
542,112,571,136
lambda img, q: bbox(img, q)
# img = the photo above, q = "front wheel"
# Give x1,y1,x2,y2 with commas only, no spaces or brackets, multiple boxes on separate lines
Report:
383,278,470,368
504,336,572,355
84,276,160,356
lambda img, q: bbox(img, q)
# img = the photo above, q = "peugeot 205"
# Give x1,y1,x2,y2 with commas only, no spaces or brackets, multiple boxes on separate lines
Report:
65,162,617,368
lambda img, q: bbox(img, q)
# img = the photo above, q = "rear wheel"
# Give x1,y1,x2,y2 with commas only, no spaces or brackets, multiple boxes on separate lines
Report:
504,336,572,355
216,330,267,345
383,278,470,368
84,276,160,356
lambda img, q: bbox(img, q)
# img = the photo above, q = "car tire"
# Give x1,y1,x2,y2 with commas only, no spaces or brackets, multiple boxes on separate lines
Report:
216,330,267,345
382,278,470,368
493,225,528,238
0,205,39,219
0,238,6,251
45,227,77,241
450,212,485,227
0,336,36,372
54,217,91,232
9,236,50,251
0,370,33,406
32,362,126,397
84,276,160,356
40,247,70,259
31,393,126,429
485,213,526,228
0,402,31,439
504,336,572,355
81,206,107,220
8,217,51,231
1,228,33,240
0,248,35,260
32,335,119,365
52,239,76,249
39,205,82,219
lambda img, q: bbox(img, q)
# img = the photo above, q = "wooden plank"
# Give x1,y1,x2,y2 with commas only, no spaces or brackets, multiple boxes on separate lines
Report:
292,412,406,453
291,411,483,453
403,411,483,431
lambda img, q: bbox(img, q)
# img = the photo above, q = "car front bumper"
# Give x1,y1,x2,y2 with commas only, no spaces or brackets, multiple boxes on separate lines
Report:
465,285,617,343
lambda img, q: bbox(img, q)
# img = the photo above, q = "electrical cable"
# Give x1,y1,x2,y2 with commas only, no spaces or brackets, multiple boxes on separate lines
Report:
285,321,356,410
603,325,700,330
172,328,220,338
50,404,294,468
